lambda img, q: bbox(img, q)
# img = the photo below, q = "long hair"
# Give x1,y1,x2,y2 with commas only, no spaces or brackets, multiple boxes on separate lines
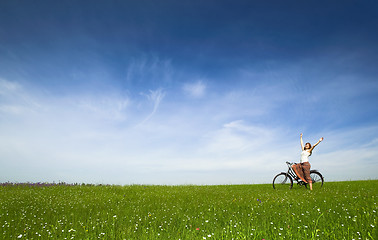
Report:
304,142,312,155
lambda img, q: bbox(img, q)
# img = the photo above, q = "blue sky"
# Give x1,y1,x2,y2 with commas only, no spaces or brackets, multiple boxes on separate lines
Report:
1,0,377,184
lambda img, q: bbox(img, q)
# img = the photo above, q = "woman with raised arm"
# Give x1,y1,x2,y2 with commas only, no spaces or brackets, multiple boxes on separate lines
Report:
292,133,324,190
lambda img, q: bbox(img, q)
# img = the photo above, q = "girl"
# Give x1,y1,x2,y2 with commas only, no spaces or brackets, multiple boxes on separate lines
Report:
292,133,324,190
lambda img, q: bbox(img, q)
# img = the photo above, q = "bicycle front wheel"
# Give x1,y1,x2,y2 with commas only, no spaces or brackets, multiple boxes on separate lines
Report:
273,173,293,189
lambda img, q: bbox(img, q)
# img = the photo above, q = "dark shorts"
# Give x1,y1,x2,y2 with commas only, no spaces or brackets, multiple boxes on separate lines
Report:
292,162,312,183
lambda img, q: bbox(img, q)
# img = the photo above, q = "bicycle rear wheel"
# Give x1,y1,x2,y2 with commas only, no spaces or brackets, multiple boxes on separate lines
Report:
273,173,293,189
305,171,324,189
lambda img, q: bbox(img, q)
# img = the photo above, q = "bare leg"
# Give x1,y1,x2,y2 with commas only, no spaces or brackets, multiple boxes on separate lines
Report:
309,182,313,190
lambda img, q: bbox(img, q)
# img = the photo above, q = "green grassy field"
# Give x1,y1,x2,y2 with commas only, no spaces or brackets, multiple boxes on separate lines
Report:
0,180,377,240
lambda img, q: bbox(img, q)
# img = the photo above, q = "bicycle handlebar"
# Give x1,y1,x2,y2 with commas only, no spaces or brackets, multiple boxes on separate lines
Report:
286,161,299,166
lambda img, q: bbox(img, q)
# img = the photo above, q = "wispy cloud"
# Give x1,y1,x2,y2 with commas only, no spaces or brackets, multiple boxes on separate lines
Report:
0,76,377,184
138,88,166,125
183,80,206,98
76,94,130,121
1,0,378,185
0,78,42,115
312,126,378,181
202,120,273,153
125,56,173,88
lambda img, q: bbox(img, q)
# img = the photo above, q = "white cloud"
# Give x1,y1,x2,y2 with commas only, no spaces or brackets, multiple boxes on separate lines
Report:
138,88,166,125
0,78,42,115
125,56,173,86
73,94,130,122
202,120,273,153
183,80,206,98
0,78,21,93
0,78,377,185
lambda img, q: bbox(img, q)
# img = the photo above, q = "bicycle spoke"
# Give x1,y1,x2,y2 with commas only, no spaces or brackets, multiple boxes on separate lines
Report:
273,173,293,189
274,164,323,190
309,171,324,189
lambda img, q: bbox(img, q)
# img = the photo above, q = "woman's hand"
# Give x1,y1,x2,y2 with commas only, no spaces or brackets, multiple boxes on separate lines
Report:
319,137,324,142
300,133,303,138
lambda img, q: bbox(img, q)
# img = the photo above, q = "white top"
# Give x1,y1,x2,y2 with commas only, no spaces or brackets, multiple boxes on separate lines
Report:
300,150,311,163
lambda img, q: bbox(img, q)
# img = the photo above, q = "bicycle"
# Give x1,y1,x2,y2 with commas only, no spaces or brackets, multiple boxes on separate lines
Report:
272,161,324,189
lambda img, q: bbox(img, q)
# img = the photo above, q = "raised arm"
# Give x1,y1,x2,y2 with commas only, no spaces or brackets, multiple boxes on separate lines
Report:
310,137,324,152
300,133,304,151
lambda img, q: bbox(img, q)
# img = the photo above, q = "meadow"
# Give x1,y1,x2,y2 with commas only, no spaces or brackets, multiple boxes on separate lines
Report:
0,180,376,240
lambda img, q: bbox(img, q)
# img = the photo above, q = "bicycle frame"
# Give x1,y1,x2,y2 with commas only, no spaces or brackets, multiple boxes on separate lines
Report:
284,161,307,185
273,161,324,189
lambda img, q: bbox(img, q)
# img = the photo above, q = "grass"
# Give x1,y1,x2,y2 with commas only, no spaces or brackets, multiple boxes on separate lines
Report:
0,180,377,239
